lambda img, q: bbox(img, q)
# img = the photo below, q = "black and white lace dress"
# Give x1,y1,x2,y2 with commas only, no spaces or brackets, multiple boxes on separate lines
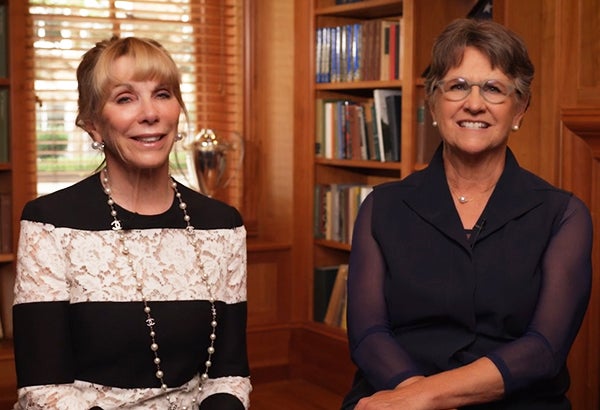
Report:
12,174,251,410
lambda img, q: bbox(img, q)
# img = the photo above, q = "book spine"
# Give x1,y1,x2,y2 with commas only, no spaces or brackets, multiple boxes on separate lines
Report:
313,266,339,322
315,27,322,83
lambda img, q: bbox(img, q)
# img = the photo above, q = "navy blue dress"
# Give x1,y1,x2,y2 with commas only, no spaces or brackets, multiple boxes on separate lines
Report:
342,147,592,409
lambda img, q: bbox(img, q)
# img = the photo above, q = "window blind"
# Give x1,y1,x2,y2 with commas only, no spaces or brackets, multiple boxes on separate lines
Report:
28,0,244,208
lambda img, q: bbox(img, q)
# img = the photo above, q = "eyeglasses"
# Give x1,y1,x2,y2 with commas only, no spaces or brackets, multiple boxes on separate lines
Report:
435,77,516,104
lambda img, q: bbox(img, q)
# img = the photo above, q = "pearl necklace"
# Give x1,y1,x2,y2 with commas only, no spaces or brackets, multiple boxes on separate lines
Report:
101,168,216,409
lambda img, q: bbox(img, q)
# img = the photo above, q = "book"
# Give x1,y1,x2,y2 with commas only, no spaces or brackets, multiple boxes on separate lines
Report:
396,18,404,80
351,23,362,81
315,98,325,156
379,20,392,80
323,264,349,328
366,99,380,161
373,89,401,162
388,21,398,80
313,266,340,322
385,93,402,162
315,27,323,83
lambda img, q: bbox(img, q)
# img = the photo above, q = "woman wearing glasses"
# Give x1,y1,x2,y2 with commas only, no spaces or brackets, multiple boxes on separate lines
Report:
342,19,592,409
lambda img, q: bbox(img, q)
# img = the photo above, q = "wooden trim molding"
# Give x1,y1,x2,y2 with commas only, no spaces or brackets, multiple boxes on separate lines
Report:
562,108,600,158
561,107,600,410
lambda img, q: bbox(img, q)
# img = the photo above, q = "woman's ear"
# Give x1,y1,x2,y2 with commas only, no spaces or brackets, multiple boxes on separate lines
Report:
512,99,529,131
84,121,102,142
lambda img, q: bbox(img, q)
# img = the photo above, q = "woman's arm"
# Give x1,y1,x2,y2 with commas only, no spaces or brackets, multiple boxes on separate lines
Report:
13,220,83,408
355,358,502,410
486,195,593,393
346,195,424,390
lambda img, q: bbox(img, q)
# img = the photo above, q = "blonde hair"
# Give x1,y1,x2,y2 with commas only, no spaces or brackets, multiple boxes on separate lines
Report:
75,36,188,131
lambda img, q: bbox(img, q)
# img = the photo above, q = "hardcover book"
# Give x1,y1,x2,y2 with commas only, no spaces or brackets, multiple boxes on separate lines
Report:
313,266,340,322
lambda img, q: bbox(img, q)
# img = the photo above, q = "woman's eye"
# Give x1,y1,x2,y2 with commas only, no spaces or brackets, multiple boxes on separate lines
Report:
483,82,507,94
449,82,468,91
156,90,172,99
116,95,132,104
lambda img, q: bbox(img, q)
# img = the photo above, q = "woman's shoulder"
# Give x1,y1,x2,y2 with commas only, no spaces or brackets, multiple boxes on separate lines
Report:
21,174,105,224
372,167,427,196
175,180,244,229
516,166,576,203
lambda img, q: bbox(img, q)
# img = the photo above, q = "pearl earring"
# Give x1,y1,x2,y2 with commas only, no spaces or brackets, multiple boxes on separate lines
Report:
91,141,105,151
432,121,438,127
512,125,519,131
175,132,184,141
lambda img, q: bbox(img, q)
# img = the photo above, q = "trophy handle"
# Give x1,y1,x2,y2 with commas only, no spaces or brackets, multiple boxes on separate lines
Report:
219,131,244,190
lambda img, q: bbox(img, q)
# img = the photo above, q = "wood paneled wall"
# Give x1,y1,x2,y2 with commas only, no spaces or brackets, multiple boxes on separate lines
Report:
244,0,297,383
498,1,600,408
557,0,600,405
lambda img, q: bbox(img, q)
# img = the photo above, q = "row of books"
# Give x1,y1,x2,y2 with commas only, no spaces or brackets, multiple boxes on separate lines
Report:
316,17,403,83
313,264,349,329
314,183,373,244
315,89,401,162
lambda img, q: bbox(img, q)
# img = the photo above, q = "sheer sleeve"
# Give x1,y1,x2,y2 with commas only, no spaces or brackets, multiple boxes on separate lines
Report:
486,195,593,394
346,194,423,390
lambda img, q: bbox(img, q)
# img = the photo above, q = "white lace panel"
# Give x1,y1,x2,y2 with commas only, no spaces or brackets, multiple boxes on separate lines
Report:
14,222,247,305
14,375,252,410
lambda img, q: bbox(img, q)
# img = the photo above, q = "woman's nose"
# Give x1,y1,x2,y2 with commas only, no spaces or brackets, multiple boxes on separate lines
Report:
463,85,486,110
139,98,159,123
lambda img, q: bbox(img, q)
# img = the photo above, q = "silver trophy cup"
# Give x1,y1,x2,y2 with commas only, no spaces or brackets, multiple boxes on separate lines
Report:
186,128,243,197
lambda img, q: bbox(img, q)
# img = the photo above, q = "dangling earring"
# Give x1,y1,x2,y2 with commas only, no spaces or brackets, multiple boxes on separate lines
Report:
511,125,519,131
91,141,105,151
432,120,438,128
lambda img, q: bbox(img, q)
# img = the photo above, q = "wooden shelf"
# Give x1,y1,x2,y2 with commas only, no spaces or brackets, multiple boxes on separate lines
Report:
315,79,403,90
315,238,351,252
315,0,402,19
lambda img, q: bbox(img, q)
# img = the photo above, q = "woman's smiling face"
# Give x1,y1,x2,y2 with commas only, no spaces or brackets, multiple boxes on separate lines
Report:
431,46,527,156
89,55,181,172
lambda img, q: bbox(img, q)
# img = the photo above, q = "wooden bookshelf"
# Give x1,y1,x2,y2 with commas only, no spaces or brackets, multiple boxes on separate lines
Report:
291,0,475,394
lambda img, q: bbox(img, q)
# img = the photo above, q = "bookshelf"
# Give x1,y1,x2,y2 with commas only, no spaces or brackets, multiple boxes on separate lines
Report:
0,0,35,406
291,0,476,394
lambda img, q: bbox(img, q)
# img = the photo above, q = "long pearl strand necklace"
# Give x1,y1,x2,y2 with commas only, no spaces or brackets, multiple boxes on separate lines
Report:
101,168,217,409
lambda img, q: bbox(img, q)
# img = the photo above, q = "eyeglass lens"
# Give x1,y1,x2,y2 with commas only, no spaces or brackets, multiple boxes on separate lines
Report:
439,78,513,104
